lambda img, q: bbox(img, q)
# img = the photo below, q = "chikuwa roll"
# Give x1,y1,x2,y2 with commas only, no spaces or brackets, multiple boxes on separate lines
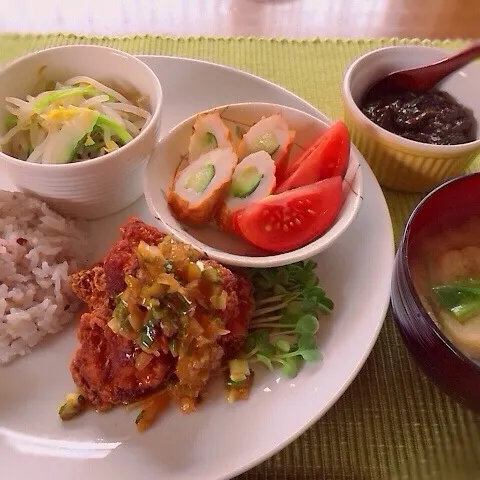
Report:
188,112,232,162
237,114,295,183
168,146,238,224
215,150,276,233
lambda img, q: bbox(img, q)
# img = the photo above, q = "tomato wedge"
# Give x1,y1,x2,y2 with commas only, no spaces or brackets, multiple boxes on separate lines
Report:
277,121,350,194
235,176,343,253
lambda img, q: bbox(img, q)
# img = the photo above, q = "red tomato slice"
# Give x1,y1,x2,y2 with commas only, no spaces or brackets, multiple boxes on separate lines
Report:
235,176,343,253
272,147,291,186
230,209,243,236
277,121,350,194
284,132,324,179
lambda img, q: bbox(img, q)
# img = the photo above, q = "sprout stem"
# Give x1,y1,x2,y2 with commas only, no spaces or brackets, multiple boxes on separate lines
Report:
254,295,284,306
249,315,283,326
270,330,296,337
253,293,301,317
249,323,295,330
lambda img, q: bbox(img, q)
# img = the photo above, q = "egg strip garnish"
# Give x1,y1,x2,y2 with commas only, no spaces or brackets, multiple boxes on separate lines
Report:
0,76,151,164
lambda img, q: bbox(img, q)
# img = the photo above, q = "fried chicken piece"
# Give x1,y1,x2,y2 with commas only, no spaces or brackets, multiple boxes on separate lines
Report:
70,313,174,410
70,216,163,310
103,217,165,294
168,263,254,411
69,217,253,413
205,260,254,357
103,239,138,294
169,337,225,412
70,265,111,320
120,217,165,246
70,218,170,410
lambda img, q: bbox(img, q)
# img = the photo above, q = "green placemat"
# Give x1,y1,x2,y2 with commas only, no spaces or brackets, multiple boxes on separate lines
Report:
1,34,479,480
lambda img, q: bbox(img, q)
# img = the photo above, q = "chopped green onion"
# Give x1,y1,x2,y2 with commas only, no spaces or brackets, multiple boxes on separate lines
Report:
151,306,165,320
140,320,156,348
113,300,133,332
226,378,248,387
164,260,175,273
228,359,250,382
202,266,220,284
432,278,480,322
168,338,178,357
58,393,87,421
165,292,192,315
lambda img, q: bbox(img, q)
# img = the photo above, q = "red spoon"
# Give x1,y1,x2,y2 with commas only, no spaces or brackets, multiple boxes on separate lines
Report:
365,41,480,100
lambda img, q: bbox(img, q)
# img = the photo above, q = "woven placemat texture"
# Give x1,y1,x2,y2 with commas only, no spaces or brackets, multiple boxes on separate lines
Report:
0,35,479,480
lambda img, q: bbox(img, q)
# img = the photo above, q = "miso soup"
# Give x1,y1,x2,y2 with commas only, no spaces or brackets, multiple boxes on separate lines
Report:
409,215,480,360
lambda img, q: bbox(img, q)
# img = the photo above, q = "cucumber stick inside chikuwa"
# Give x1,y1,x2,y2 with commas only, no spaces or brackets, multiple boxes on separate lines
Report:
203,132,218,149
230,151,275,201
214,150,276,233
238,114,294,161
185,164,216,193
188,112,232,162
230,165,263,198
237,114,295,184
249,131,279,156
168,146,238,223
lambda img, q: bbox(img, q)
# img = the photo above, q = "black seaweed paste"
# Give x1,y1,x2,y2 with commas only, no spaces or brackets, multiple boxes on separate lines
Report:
361,89,476,145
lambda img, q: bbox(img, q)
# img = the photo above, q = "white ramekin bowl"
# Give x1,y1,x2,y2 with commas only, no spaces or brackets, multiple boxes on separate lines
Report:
0,45,163,219
342,45,480,193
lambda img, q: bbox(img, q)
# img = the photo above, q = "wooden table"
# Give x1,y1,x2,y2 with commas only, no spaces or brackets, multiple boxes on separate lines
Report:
1,0,479,39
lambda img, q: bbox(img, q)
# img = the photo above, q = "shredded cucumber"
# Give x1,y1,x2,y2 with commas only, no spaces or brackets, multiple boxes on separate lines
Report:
32,86,97,111
96,114,133,144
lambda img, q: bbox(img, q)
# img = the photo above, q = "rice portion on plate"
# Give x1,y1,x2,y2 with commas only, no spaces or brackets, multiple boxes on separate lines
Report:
0,190,87,364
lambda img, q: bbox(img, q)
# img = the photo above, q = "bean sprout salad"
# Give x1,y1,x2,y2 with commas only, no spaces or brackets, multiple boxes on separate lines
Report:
0,76,151,164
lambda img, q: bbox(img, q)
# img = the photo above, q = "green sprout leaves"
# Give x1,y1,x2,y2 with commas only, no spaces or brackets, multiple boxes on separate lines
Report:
228,261,333,383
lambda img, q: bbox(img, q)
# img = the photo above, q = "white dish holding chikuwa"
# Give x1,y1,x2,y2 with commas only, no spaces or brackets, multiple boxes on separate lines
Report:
144,102,363,268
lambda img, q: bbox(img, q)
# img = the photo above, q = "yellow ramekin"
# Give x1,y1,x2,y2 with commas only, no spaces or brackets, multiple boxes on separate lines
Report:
342,45,480,193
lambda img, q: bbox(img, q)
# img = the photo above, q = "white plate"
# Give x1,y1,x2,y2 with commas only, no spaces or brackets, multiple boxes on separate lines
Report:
0,56,395,480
